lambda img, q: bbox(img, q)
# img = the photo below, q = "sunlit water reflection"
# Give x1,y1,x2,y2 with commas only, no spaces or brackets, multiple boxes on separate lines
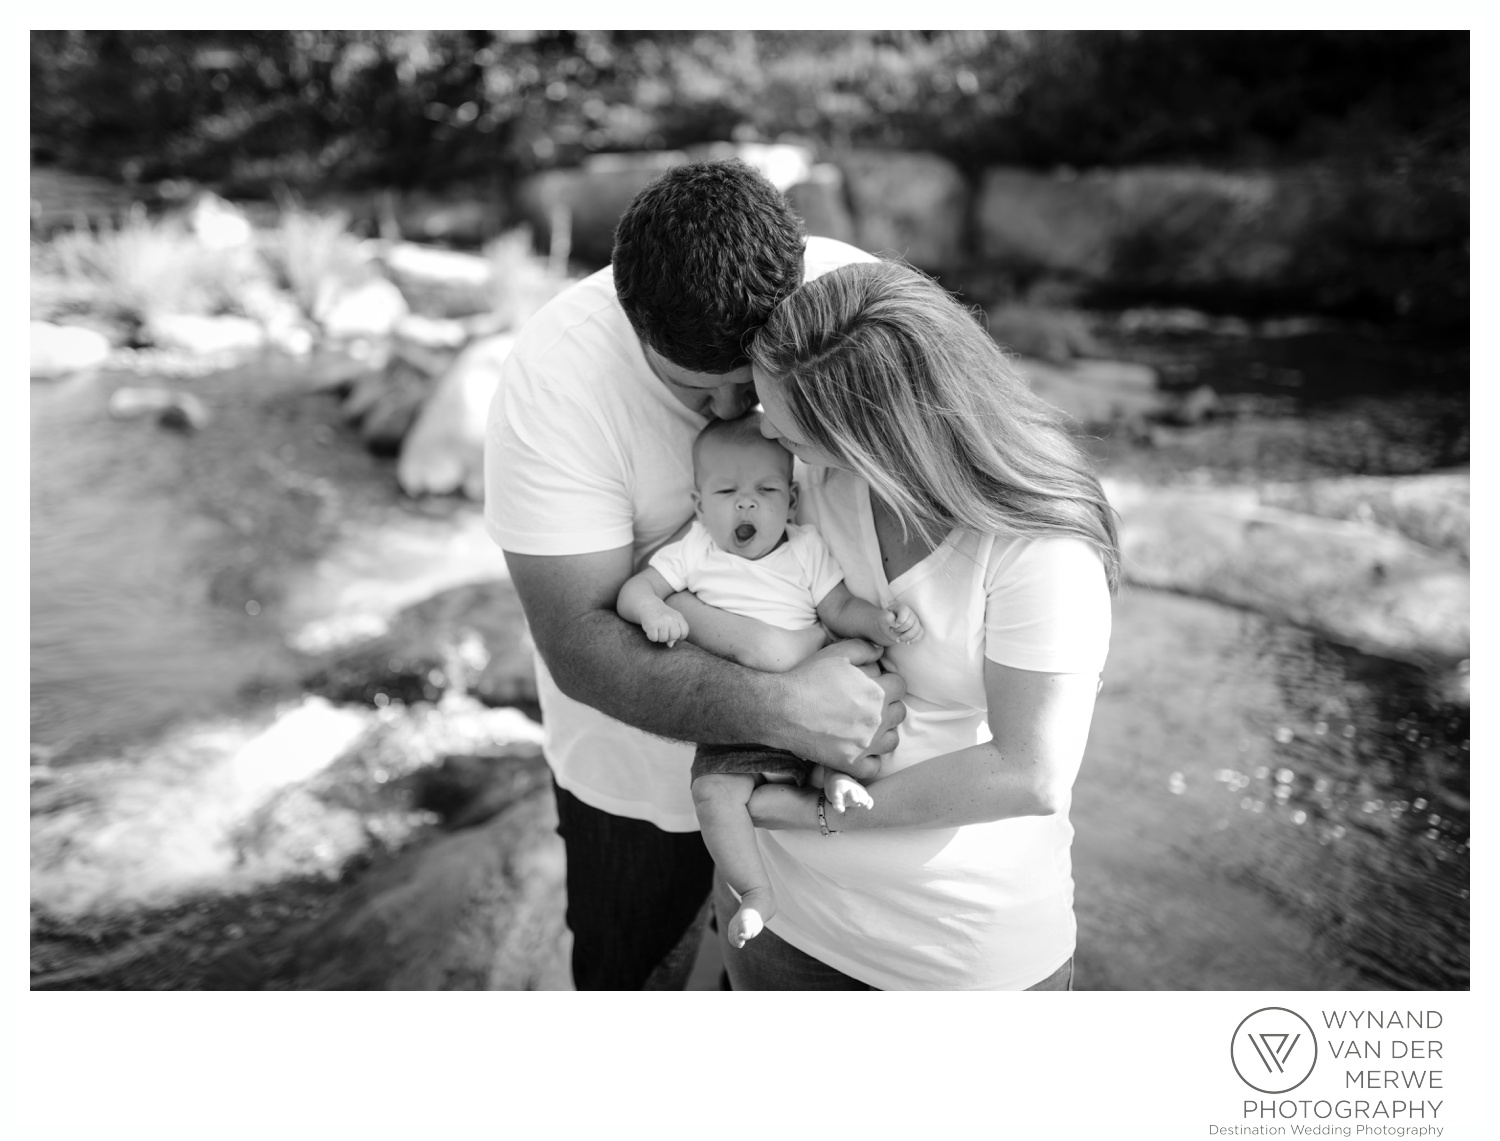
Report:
1220,625,1469,989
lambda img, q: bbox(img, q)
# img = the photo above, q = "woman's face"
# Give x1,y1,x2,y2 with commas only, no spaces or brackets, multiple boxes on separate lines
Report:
752,365,848,470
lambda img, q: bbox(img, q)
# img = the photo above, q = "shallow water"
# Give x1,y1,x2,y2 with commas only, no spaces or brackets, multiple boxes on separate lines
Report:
30,372,296,760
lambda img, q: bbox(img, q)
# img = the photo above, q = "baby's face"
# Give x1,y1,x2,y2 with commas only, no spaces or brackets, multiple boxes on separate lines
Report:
692,437,797,560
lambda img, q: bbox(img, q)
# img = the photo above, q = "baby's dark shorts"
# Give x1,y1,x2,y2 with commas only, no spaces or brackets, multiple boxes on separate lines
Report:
691,742,813,786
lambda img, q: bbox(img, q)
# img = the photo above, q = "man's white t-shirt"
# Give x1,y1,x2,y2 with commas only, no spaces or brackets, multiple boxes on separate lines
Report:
649,521,844,632
751,464,1113,989
484,236,876,831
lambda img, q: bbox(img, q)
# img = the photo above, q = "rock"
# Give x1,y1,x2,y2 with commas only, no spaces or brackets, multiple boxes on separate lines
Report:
1014,357,1166,427
515,151,688,265
786,163,857,245
1105,477,1470,664
30,320,111,378
1257,471,1470,563
1166,384,1222,427
157,397,211,432
107,386,211,430
187,192,254,250
395,313,471,350
977,168,1119,278
381,240,496,319
977,167,1300,285
389,192,504,246
685,141,815,190
315,275,411,340
348,358,431,457
398,333,517,499
239,278,312,354
987,305,1105,363
146,313,265,356
381,241,492,289
280,510,514,656
267,779,569,989
975,165,1466,322
302,578,537,714
838,149,970,269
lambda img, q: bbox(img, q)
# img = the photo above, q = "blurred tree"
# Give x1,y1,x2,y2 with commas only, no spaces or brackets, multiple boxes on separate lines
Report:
31,30,1467,191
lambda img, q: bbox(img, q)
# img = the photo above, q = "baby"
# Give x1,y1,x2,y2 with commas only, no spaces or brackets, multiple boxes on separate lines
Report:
617,413,922,949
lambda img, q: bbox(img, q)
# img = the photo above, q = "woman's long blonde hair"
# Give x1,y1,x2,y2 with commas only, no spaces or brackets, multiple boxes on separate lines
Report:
750,259,1121,593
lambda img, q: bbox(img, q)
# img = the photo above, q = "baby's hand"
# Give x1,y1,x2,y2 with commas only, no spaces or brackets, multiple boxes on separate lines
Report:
642,607,690,648
825,770,874,813
880,603,923,645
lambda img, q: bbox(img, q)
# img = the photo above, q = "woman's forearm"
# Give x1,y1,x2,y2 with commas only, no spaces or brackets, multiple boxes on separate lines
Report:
750,739,1062,832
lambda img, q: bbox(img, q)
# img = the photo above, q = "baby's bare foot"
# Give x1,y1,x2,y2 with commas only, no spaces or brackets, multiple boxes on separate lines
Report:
827,776,874,813
729,887,776,949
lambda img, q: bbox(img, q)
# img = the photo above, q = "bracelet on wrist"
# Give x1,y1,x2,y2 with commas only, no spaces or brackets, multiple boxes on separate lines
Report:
817,791,838,836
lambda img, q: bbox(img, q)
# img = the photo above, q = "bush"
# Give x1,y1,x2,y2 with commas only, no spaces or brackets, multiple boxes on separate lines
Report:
44,205,254,331
256,206,368,320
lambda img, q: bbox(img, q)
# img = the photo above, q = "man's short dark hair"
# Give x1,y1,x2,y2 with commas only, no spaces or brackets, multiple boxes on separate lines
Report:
613,159,805,374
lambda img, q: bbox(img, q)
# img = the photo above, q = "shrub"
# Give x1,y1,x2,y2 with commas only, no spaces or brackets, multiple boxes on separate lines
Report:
484,226,574,331
255,206,369,320
46,204,252,329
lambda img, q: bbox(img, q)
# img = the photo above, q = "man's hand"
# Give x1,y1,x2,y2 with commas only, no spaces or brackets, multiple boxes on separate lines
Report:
769,639,906,778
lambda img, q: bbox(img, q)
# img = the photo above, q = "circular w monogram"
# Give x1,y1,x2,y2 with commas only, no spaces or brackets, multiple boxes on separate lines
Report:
1231,1007,1318,1093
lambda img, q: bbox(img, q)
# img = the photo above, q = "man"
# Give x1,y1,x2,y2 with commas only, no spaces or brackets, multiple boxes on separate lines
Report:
484,159,903,989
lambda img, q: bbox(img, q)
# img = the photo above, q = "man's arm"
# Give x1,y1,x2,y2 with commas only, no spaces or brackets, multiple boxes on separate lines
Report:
504,546,904,774
617,567,691,647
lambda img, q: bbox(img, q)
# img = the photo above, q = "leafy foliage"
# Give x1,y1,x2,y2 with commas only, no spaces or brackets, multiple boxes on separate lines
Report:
31,31,1468,193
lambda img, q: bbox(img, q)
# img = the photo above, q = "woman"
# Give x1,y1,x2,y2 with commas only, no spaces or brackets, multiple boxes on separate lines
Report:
697,259,1118,990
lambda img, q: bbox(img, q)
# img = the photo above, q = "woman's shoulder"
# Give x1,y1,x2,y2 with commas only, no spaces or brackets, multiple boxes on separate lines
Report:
982,532,1108,586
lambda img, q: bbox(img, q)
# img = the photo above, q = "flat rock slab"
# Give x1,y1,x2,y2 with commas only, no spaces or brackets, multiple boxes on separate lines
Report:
1107,476,1469,665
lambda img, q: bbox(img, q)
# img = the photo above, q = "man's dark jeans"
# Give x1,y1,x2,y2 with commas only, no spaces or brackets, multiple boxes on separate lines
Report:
552,780,715,990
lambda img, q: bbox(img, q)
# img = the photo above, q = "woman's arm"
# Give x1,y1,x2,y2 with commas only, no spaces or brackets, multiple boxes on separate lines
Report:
665,591,831,674
748,659,1099,830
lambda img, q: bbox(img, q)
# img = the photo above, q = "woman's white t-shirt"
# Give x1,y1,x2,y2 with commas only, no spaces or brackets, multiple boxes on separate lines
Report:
754,464,1113,990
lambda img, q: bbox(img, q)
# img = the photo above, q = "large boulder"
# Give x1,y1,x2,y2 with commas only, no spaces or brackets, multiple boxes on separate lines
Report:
515,151,687,265
975,165,1467,321
30,321,111,378
786,163,858,245
146,313,265,356
1014,356,1166,427
259,773,569,990
315,274,411,340
1106,476,1470,665
398,333,518,499
837,149,970,269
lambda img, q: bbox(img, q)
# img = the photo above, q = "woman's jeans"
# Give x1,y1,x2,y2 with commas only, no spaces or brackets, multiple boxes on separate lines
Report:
712,873,1074,991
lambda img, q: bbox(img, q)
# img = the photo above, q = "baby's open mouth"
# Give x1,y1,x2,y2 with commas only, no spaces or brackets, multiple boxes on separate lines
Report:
734,523,757,544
